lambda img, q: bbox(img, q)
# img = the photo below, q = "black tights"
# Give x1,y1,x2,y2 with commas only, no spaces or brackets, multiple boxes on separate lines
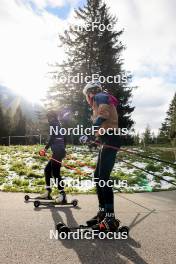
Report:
94,135,120,214
45,156,64,191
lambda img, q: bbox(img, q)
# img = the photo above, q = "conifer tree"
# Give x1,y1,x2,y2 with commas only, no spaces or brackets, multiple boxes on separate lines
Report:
46,0,134,130
158,93,176,143
12,106,26,136
4,108,13,136
143,125,152,145
0,102,6,138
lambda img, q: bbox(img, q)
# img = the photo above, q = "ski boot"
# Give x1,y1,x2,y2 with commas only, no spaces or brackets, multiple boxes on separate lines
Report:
55,190,67,204
92,214,120,232
35,190,52,200
86,210,106,227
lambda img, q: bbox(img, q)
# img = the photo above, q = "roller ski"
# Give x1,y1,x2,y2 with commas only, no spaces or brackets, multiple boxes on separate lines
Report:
33,190,78,208
56,214,129,239
24,190,53,202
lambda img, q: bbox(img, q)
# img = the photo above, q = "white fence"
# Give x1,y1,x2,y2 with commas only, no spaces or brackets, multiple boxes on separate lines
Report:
1,135,42,145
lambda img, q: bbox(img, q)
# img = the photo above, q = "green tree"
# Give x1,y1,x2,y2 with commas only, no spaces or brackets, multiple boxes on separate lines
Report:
4,108,13,136
0,102,6,138
143,125,152,146
46,0,134,131
158,121,170,143
134,133,140,146
158,93,176,144
12,106,26,136
168,93,176,139
167,93,176,159
34,109,48,135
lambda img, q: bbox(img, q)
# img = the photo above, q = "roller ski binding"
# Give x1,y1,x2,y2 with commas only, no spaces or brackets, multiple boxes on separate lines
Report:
92,215,129,237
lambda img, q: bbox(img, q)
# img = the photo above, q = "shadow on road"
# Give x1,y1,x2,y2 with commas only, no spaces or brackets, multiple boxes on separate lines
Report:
38,205,149,264
129,210,155,230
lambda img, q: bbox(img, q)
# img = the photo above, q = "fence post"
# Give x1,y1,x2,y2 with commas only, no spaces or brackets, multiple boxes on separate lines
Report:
8,136,11,146
39,134,42,145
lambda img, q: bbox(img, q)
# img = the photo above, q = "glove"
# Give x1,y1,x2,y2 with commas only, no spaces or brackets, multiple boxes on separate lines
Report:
79,135,89,144
39,149,46,156
88,136,100,147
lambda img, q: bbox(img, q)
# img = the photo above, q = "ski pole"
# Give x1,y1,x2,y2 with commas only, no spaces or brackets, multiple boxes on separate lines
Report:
39,151,91,177
88,141,176,186
91,141,176,167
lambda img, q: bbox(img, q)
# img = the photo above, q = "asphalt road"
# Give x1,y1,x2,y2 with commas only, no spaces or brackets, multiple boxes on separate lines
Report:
0,191,176,264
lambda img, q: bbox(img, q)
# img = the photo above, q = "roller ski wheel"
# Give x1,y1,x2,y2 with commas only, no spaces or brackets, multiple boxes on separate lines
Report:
34,200,41,208
58,225,71,237
71,199,78,207
24,195,30,201
56,222,65,232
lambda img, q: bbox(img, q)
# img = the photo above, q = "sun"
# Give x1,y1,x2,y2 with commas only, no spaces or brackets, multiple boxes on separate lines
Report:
5,65,52,104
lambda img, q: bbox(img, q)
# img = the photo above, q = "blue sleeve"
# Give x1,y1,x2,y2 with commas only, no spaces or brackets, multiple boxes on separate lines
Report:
93,117,106,127
94,93,109,106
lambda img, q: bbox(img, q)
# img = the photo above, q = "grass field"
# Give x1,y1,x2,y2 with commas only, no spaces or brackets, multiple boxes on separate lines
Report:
0,145,175,194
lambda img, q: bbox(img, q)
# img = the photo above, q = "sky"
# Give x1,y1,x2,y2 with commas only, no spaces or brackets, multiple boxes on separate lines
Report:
0,0,175,134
